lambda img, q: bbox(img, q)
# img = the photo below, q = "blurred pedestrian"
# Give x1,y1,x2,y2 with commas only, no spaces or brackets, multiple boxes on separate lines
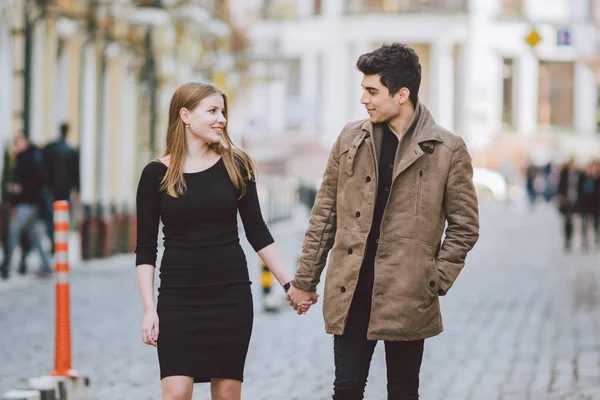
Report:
557,159,580,251
1,133,53,280
42,122,80,251
544,161,560,203
578,161,600,249
525,160,538,208
287,43,480,399
0,141,32,275
134,82,309,400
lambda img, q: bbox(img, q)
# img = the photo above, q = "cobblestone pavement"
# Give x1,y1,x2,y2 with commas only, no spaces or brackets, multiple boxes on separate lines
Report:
1,202,600,399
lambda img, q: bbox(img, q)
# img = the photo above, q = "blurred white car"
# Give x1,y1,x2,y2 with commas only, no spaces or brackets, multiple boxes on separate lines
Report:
472,167,508,202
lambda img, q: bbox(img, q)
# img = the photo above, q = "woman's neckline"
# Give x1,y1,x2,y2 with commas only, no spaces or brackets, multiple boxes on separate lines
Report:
157,157,223,175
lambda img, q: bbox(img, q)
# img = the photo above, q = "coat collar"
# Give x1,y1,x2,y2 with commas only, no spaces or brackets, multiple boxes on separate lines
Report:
357,102,445,181
359,102,445,145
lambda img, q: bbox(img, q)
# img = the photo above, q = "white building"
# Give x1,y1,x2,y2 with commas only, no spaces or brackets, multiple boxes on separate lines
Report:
0,0,16,163
237,0,600,164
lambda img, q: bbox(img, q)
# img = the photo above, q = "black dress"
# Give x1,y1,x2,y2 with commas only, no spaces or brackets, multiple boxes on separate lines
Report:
135,158,274,383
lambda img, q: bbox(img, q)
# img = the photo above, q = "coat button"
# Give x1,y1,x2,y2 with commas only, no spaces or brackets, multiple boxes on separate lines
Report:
429,280,436,288
366,176,371,182
341,287,346,293
375,239,380,244
347,248,353,255
355,211,361,217
385,187,390,192
388,163,393,168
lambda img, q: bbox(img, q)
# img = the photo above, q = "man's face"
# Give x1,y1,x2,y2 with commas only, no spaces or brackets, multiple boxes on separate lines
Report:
360,74,405,123
12,134,27,153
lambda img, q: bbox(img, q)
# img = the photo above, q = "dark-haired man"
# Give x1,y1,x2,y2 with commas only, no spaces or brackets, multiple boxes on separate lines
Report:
42,122,80,251
287,43,480,398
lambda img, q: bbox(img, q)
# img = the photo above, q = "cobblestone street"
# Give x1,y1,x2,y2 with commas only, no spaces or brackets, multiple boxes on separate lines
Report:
1,202,600,399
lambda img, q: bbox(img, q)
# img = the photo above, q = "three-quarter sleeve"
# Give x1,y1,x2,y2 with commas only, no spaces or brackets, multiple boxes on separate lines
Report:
135,162,163,267
238,177,274,252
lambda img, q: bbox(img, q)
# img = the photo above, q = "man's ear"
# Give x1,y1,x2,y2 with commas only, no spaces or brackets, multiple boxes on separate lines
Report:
397,87,410,105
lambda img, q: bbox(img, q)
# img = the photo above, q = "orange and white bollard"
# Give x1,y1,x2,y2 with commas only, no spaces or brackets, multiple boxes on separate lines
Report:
50,200,78,378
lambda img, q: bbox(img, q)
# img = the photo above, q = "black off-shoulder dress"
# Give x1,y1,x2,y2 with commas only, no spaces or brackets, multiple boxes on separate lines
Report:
135,158,274,383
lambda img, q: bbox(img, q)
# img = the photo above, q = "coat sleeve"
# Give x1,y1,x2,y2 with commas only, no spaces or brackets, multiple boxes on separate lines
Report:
292,134,342,292
436,137,480,295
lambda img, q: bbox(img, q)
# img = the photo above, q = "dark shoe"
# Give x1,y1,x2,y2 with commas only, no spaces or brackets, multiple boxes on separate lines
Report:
1,264,8,280
17,259,27,275
35,269,52,279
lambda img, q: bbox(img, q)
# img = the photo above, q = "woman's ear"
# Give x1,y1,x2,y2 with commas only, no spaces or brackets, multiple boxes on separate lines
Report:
179,107,190,125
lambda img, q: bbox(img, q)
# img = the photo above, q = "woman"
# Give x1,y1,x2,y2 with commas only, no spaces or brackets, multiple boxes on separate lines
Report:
135,82,312,400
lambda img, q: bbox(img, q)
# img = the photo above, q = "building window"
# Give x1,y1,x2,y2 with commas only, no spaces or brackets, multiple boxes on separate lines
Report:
592,0,600,21
314,0,322,15
538,61,574,129
502,59,515,128
364,0,384,11
345,0,468,13
501,0,523,16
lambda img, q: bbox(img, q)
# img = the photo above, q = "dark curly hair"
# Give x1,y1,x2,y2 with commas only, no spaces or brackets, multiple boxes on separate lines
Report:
356,43,421,106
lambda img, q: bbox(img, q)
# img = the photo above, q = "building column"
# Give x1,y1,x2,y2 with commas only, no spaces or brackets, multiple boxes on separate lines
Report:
67,37,84,145
453,43,468,136
120,59,138,207
106,47,125,205
430,41,455,131
300,52,319,132
350,41,371,121
0,21,12,153
322,43,348,146
516,51,539,136
29,20,45,143
42,18,58,142
324,0,344,17
79,44,98,205
98,48,118,208
574,62,597,136
55,41,69,131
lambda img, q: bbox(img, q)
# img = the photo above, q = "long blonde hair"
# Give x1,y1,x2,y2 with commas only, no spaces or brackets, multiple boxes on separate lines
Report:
160,82,256,198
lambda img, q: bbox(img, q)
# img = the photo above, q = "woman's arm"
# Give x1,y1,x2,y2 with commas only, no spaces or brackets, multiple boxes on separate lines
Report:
256,243,292,287
136,265,156,312
135,162,163,346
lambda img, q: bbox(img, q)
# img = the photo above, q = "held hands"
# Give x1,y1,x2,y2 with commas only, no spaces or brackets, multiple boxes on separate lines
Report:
286,285,319,315
142,310,159,347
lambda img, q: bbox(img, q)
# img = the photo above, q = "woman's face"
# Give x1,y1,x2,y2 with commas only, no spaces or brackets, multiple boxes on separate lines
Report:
182,94,226,144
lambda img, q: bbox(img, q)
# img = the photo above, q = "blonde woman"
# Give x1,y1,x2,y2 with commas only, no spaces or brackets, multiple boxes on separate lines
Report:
135,82,312,400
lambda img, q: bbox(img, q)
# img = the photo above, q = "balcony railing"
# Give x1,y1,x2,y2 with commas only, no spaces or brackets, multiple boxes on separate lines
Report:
344,0,468,14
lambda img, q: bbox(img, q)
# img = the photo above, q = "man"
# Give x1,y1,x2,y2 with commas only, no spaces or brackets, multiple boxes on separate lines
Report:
42,122,80,250
1,133,53,279
557,158,580,251
287,43,480,399
42,122,80,203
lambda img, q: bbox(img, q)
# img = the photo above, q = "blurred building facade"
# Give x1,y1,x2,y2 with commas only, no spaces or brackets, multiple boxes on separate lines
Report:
236,0,600,169
0,0,237,260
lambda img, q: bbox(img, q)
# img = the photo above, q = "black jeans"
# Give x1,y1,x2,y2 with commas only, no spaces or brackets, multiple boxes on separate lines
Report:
332,301,424,400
